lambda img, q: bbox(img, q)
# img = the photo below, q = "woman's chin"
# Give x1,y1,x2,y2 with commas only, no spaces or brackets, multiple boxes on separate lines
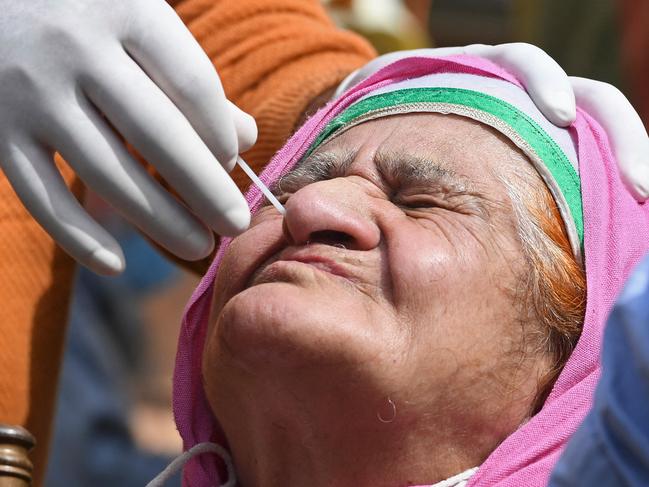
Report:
208,282,388,375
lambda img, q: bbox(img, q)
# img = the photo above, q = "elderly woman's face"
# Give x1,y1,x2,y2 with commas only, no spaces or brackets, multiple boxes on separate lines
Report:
204,114,551,478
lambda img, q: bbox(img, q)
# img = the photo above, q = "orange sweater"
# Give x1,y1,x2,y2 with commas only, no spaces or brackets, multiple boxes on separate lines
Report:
0,1,375,483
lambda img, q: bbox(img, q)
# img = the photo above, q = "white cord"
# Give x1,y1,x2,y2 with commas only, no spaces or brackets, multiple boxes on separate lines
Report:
146,440,475,487
430,467,478,487
145,442,236,487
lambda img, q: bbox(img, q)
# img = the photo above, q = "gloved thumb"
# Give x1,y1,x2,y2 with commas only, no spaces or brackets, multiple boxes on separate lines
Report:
228,101,258,153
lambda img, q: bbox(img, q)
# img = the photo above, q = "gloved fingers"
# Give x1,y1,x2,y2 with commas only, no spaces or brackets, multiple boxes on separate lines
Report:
228,100,258,152
83,51,251,236
49,98,215,261
464,43,576,127
123,0,245,171
570,76,649,201
0,140,125,275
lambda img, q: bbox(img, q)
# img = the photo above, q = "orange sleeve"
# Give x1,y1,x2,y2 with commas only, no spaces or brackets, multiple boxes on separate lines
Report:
0,1,375,484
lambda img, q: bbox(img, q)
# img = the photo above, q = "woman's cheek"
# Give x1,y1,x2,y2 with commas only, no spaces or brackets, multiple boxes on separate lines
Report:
212,217,283,312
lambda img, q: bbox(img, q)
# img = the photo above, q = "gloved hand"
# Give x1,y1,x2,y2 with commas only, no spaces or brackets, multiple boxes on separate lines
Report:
0,0,257,275
336,43,649,202
570,77,649,201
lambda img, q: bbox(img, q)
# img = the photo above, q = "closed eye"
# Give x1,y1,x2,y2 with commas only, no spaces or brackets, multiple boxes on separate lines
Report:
394,194,447,210
394,192,491,219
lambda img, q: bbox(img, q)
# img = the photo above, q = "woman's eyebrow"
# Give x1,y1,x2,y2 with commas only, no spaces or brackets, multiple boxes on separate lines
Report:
373,150,475,194
274,149,356,192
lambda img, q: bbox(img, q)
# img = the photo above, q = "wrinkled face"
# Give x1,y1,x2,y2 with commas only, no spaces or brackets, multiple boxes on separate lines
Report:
204,114,551,463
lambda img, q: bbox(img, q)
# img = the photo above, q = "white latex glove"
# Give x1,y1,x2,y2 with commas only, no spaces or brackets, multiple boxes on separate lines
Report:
570,77,649,201
336,43,649,201
0,0,258,275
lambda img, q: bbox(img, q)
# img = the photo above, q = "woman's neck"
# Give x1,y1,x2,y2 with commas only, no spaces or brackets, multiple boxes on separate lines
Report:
218,385,487,487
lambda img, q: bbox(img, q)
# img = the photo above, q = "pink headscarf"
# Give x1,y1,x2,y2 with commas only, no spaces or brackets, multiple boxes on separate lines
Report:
173,55,649,486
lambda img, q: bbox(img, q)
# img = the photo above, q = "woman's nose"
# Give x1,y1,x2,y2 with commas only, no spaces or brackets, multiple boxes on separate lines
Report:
282,179,381,250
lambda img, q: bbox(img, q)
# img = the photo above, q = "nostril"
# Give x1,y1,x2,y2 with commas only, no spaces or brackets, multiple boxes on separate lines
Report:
308,230,354,248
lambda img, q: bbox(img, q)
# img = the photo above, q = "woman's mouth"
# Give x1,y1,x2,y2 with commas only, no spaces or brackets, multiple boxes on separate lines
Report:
249,248,355,287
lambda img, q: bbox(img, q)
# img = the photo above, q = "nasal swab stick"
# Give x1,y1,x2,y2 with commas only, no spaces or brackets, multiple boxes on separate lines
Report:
236,156,286,215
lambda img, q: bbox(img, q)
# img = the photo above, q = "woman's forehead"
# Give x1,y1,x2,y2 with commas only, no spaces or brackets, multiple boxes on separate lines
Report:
308,113,529,188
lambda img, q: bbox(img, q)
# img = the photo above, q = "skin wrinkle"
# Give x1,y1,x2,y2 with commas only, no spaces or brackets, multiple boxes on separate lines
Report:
204,113,581,487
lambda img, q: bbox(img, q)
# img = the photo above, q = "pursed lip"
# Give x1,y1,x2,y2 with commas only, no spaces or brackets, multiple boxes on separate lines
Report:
248,246,356,287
